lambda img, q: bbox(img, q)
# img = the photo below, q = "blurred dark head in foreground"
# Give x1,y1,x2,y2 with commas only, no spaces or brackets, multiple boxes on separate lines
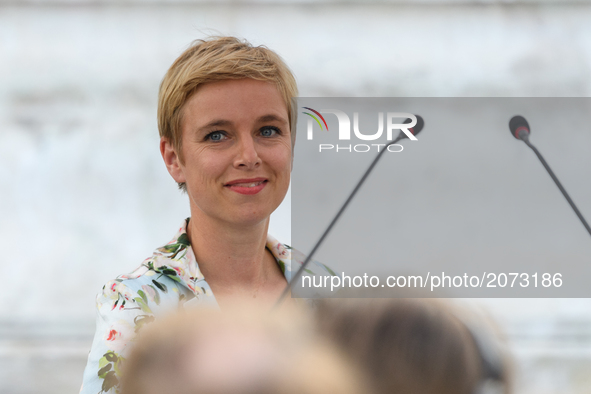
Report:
315,298,511,394
120,302,366,394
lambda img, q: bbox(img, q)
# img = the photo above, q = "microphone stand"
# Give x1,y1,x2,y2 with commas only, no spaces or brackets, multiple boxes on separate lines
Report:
274,135,406,308
521,133,591,237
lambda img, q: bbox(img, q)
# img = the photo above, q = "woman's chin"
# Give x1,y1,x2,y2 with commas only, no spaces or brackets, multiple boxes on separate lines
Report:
189,194,279,227
220,209,273,229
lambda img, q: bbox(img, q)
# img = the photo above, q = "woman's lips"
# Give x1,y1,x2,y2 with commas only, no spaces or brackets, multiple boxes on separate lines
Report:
225,179,268,195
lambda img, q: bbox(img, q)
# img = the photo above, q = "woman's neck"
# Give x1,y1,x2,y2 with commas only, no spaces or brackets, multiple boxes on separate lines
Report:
186,208,281,294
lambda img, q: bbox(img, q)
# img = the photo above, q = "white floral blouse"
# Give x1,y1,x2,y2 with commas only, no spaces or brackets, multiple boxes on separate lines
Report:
80,218,335,394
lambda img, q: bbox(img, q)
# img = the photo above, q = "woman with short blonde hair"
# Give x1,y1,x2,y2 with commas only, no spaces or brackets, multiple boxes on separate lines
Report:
80,36,331,394
158,36,299,192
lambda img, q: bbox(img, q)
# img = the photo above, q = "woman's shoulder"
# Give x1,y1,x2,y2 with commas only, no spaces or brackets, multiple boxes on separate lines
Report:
98,220,214,314
265,234,338,281
97,258,196,317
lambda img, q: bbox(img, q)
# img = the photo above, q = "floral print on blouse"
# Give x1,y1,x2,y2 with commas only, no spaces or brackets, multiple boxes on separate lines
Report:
80,218,335,394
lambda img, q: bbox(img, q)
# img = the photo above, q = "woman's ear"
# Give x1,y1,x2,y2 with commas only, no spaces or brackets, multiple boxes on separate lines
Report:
160,137,186,184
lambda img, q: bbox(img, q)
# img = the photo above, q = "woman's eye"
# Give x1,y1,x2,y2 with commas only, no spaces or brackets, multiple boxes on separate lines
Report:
260,127,280,137
206,131,227,142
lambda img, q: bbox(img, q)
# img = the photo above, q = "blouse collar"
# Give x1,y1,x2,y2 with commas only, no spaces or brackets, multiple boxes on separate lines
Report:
149,218,294,299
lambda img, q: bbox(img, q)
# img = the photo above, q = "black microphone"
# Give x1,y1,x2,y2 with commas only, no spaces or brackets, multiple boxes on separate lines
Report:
274,115,424,307
509,115,530,141
509,115,591,237
401,115,425,139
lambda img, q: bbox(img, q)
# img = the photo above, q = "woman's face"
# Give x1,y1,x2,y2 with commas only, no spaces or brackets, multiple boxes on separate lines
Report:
170,78,292,227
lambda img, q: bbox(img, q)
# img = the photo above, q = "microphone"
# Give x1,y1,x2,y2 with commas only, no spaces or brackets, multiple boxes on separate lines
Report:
509,115,591,237
400,115,425,139
509,115,530,141
274,116,424,308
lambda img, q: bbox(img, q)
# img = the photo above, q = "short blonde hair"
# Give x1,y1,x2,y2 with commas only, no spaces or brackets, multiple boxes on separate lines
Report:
158,37,298,191
121,303,366,394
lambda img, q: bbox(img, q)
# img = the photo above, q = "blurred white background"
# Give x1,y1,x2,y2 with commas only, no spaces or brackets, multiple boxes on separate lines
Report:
1,0,591,393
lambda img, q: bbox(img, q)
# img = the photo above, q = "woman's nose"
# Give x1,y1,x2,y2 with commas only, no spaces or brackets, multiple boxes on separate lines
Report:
233,136,261,169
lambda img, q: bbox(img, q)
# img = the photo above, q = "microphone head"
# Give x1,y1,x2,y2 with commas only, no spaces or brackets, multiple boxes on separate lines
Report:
401,115,424,138
509,115,530,140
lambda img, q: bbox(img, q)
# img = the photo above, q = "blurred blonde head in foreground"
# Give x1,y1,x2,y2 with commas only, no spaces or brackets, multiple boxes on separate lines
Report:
121,301,366,394
316,298,512,394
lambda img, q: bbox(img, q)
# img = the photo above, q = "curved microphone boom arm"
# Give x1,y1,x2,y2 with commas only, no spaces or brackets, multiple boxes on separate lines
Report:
274,116,424,308
509,115,591,238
